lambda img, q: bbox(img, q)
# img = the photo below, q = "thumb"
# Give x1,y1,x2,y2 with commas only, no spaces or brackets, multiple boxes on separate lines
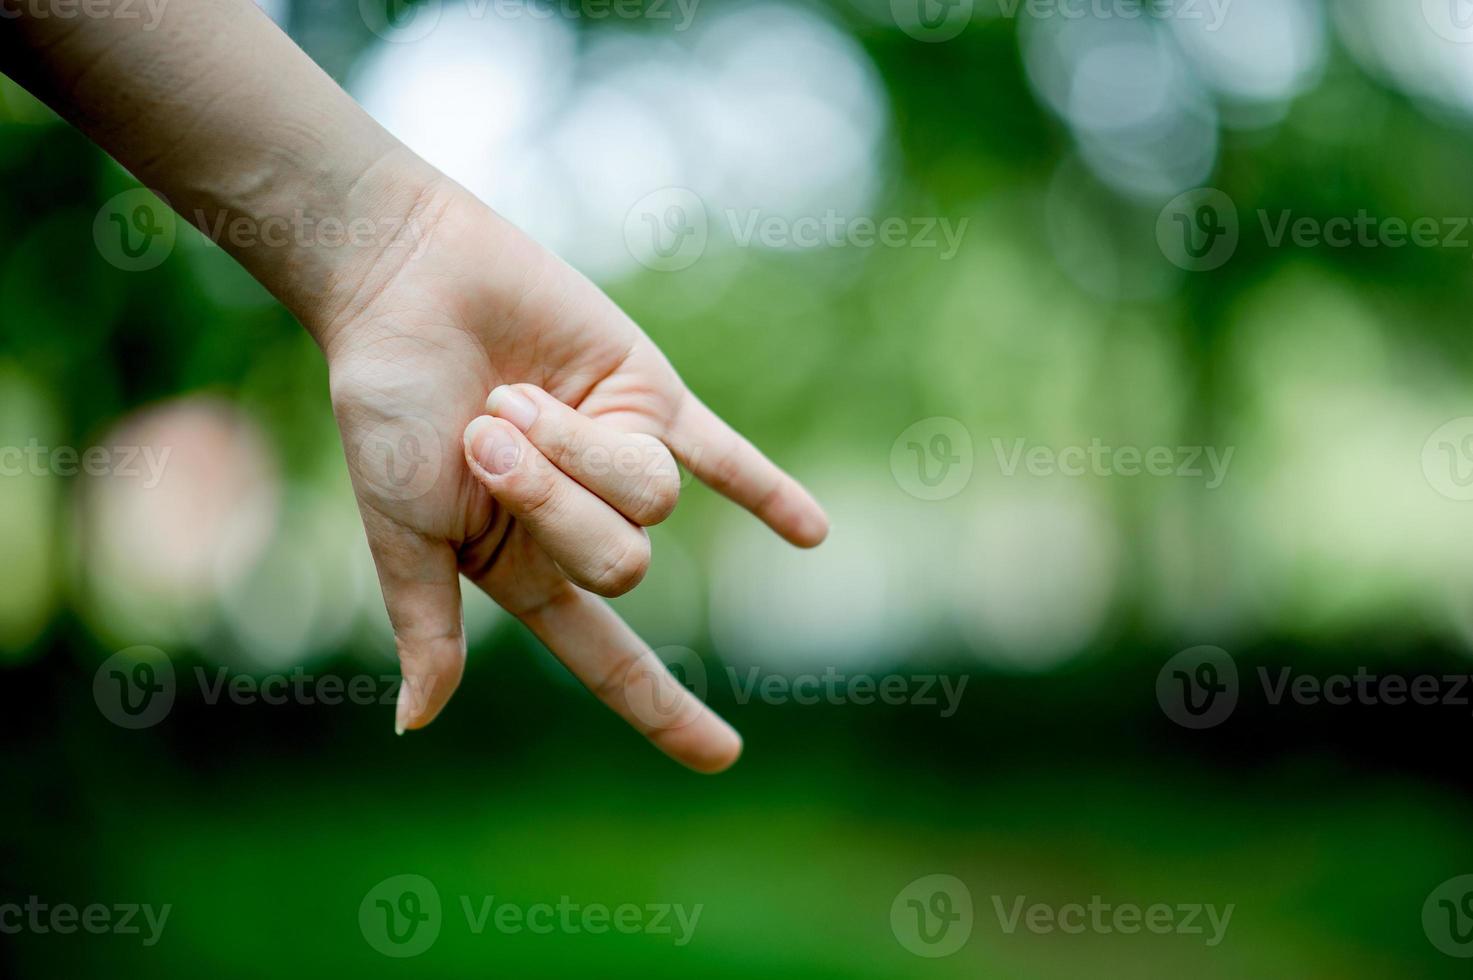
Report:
360,509,466,733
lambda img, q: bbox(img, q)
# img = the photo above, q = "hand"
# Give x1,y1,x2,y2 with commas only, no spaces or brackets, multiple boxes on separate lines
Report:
323,176,828,773
1,0,825,772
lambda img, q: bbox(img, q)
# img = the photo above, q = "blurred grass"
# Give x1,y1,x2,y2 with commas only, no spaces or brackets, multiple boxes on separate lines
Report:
7,632,1473,978
7,3,1473,976
12,743,1471,978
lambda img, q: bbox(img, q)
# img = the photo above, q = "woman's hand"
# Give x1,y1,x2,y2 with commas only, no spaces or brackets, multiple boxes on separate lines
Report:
2,0,825,772
323,177,828,772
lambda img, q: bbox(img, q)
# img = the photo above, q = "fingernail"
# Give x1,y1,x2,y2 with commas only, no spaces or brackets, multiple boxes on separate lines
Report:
488,385,539,432
395,682,411,735
465,416,520,475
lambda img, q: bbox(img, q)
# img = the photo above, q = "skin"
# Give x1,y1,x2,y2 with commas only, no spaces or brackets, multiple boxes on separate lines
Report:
1,0,828,772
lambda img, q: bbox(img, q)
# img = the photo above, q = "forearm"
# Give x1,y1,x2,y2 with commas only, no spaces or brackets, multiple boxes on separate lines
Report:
0,0,439,342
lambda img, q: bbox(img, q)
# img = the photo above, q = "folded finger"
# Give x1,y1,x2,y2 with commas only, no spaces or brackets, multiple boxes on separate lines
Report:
463,415,650,597
486,383,679,526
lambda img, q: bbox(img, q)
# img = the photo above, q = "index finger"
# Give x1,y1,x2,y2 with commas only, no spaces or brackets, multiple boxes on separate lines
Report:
669,394,829,548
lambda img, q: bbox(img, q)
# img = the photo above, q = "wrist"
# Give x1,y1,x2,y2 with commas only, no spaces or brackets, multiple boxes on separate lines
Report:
0,0,453,351
262,143,452,353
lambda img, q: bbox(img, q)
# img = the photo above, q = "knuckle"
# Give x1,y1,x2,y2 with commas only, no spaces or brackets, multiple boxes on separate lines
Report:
590,655,635,706
556,426,598,481
632,470,680,525
511,464,560,521
588,533,650,597
625,435,680,525
709,444,745,490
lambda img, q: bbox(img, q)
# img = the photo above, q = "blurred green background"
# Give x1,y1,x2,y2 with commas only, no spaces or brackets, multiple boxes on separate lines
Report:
5,0,1473,975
